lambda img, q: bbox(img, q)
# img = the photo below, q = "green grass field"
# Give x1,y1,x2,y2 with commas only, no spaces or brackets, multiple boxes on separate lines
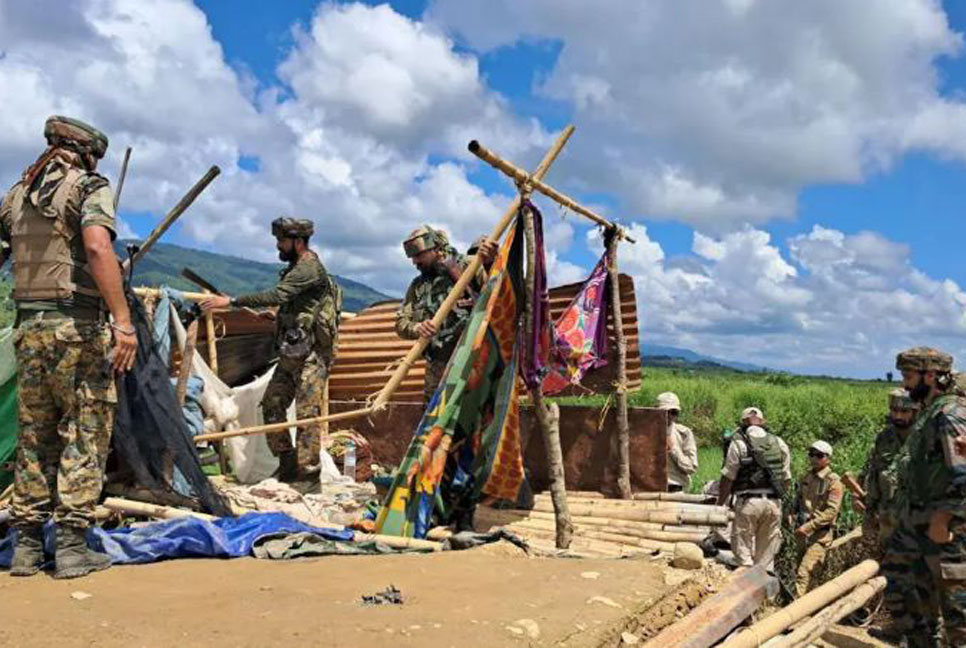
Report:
557,366,892,490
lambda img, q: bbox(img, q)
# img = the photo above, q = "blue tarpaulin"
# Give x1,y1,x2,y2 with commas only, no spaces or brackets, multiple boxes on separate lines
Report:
0,512,354,567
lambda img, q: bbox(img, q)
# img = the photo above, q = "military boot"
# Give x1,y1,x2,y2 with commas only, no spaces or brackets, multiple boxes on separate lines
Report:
54,525,111,580
10,526,44,577
275,450,298,483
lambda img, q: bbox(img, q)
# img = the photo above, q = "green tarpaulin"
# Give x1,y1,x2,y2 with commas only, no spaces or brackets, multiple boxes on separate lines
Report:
0,328,17,490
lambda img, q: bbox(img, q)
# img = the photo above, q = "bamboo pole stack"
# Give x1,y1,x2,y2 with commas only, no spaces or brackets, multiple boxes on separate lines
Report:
476,491,730,557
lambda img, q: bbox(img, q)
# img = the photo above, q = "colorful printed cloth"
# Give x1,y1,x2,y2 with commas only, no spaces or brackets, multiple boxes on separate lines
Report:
541,252,610,395
375,219,527,538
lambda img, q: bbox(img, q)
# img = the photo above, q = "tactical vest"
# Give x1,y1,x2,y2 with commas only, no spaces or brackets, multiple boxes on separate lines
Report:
733,430,785,494
903,393,966,508
3,168,100,303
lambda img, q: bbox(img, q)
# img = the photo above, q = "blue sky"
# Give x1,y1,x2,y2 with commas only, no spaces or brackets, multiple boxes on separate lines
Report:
4,0,966,376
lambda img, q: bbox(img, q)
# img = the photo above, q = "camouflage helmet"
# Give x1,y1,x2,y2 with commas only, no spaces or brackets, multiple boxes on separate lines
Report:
271,217,314,239
44,115,108,159
403,225,444,258
888,388,918,412
895,346,953,373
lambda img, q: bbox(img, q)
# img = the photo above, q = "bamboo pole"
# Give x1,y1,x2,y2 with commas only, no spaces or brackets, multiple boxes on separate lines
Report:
605,229,632,499
193,407,371,444
203,291,219,376
531,499,731,526
479,506,712,534
113,146,132,211
500,517,677,552
134,287,211,301
522,200,572,549
532,493,729,515
124,165,221,271
477,508,708,543
467,140,636,244
103,497,217,521
632,492,713,504
771,577,886,648
0,483,13,506
641,566,778,648
499,524,648,557
717,560,880,648
368,126,576,412
175,319,198,406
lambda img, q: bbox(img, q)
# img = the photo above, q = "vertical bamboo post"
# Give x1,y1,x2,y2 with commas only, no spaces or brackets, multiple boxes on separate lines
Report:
522,201,573,549
201,289,228,475
606,228,632,499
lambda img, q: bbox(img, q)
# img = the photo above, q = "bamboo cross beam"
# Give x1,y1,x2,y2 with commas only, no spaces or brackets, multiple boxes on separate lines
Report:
468,140,636,244
194,407,373,444
367,124,576,412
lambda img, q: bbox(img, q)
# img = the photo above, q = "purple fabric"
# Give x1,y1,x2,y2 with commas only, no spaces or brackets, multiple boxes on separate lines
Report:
521,200,551,389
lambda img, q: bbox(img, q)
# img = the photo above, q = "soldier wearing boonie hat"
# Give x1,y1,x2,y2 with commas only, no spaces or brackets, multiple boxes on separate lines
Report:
201,216,341,486
792,440,843,597
877,347,966,646
655,392,697,492
2,116,137,579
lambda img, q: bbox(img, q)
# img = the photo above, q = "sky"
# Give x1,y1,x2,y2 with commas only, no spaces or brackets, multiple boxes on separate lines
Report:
2,0,966,377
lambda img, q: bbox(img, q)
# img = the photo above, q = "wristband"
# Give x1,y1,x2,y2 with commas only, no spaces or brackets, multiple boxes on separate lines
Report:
110,322,136,336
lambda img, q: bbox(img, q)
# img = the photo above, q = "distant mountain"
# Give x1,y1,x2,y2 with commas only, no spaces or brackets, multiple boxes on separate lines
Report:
641,344,771,373
115,240,393,313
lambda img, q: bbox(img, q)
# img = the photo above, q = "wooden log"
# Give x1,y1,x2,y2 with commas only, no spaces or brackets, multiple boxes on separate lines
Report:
605,228,631,499
771,577,886,648
718,560,880,648
641,565,778,648
523,200,572,550
124,165,221,270
531,499,730,526
468,140,636,243
368,125,575,412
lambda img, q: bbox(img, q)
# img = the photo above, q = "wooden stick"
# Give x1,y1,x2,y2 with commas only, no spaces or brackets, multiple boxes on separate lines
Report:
124,165,221,270
632,492,714,504
193,407,374,443
368,125,575,412
522,201,572,550
113,146,132,212
606,230,632,499
468,140,636,243
770,577,886,648
203,291,219,376
531,499,731,526
480,506,713,534
532,494,731,515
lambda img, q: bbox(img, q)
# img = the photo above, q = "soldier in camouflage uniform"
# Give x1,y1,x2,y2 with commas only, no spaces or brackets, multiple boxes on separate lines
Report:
0,116,138,579
878,347,966,648
202,218,340,483
395,226,495,405
793,440,844,598
861,388,918,548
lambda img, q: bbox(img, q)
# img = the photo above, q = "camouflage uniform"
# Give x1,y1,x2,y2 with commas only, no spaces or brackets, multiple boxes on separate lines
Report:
882,347,966,647
0,122,118,532
395,226,486,404
794,463,844,597
863,424,908,546
234,220,340,475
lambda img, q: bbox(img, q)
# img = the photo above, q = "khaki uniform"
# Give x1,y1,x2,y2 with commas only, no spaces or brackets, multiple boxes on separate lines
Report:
395,249,485,404
794,466,844,597
0,152,118,530
722,428,791,571
667,421,697,491
234,250,339,472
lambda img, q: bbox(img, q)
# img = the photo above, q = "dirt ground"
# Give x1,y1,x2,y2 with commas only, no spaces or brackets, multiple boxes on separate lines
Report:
0,545,675,648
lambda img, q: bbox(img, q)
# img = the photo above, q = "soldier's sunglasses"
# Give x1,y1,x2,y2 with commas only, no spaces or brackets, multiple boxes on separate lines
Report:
808,450,827,458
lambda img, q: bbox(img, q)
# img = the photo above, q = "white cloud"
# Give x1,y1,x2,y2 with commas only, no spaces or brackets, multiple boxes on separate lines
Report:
429,0,966,229
0,0,546,295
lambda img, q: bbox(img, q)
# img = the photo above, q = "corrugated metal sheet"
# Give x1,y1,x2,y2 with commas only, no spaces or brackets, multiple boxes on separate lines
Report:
197,273,641,399
329,273,641,402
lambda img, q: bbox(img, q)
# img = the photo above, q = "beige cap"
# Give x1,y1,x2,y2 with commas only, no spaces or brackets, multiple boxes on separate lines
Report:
810,440,833,457
656,392,681,411
740,406,763,422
